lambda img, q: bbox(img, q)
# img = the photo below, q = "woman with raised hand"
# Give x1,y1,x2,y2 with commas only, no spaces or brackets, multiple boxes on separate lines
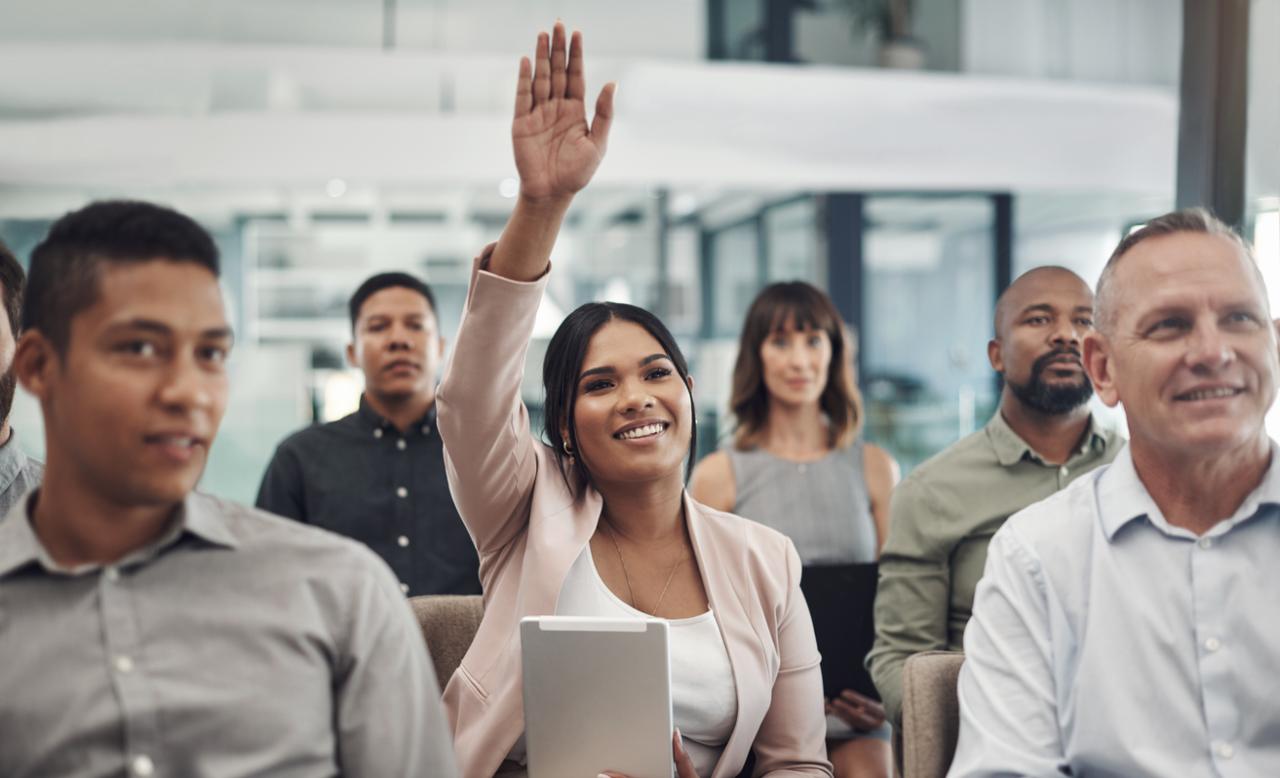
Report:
690,283,899,778
436,22,832,778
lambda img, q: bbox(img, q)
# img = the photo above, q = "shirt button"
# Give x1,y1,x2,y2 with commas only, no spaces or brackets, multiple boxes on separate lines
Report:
114,655,135,674
104,566,120,582
130,754,155,776
374,428,384,439
421,425,431,436
1205,636,1222,652
397,439,407,451
1059,465,1069,478
396,486,408,498
397,535,410,547
1199,537,1213,550
1215,741,1234,759
399,582,410,595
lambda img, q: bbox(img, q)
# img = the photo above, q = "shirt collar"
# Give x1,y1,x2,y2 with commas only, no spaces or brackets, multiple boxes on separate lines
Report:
0,429,31,493
0,491,238,580
986,410,1111,468
356,394,437,433
1097,440,1280,541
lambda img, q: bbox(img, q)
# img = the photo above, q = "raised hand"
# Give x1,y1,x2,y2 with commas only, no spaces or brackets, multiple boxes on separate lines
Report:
512,22,615,203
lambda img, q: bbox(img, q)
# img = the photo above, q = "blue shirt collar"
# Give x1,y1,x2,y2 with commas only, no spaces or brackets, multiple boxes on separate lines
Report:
1096,440,1280,541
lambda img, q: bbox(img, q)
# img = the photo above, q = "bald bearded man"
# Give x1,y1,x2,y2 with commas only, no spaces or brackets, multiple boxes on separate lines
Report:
867,266,1124,728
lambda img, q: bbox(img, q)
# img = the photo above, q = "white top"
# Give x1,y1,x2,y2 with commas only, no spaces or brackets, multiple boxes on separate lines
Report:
509,545,739,777
949,443,1280,778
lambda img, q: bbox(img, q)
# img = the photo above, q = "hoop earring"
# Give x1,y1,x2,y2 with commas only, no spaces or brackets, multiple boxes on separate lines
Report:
563,440,575,461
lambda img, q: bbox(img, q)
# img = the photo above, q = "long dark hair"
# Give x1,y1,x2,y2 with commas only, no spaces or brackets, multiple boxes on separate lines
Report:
730,281,863,450
543,302,697,492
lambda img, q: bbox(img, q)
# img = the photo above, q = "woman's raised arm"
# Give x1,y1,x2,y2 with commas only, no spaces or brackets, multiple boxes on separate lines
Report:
488,23,615,282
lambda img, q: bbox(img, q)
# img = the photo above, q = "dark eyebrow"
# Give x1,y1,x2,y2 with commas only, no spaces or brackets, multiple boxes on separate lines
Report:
1073,306,1094,315
578,354,671,382
108,319,234,342
1019,304,1055,317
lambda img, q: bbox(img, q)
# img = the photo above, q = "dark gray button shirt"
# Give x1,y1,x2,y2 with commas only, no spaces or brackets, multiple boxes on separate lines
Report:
0,429,43,519
0,490,459,778
256,397,480,597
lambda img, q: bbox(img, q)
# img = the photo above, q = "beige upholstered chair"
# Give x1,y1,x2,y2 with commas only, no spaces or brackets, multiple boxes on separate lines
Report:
900,651,966,778
409,594,484,688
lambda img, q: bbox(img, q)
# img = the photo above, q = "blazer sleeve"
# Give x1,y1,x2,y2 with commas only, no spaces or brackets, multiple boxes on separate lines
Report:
752,539,835,777
436,245,550,556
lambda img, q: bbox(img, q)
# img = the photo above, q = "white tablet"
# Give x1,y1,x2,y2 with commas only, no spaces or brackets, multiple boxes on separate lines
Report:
520,616,673,778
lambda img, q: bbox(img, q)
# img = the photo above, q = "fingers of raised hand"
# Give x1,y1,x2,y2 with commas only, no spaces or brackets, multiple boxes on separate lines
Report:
550,22,568,99
567,29,585,99
514,56,533,118
589,81,616,149
533,30,551,103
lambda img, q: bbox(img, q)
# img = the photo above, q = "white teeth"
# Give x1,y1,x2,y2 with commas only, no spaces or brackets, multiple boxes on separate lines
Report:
1181,387,1240,401
159,436,194,447
616,423,666,440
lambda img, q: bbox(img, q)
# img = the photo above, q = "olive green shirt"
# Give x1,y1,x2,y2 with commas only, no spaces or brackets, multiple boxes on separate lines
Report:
866,411,1122,726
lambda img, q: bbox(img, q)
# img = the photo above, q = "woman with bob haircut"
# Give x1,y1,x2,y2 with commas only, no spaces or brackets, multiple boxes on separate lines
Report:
435,22,832,778
690,282,899,778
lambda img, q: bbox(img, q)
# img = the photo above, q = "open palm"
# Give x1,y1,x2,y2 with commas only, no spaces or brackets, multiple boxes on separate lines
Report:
512,24,615,201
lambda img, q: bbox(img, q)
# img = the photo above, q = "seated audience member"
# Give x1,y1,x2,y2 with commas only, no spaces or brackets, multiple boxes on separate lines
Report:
0,239,42,514
690,281,898,778
0,201,457,777
949,209,1280,776
257,271,480,596
867,266,1122,727
437,24,831,778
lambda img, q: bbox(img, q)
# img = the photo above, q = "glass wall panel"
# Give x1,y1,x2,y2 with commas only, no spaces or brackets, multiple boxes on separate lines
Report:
861,195,996,471
710,220,761,337
764,197,821,284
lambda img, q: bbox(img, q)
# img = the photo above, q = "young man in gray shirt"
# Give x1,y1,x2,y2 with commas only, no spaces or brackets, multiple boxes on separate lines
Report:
0,200,458,778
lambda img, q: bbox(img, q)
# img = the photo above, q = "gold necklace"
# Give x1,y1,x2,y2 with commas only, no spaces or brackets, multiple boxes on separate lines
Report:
602,520,685,619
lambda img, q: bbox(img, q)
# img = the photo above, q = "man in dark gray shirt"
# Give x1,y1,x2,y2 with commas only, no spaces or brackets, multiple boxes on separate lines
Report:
0,238,43,515
257,272,480,596
0,201,458,778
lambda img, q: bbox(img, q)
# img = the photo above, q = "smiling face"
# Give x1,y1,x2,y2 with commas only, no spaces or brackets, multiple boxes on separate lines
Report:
990,268,1096,415
566,319,694,486
1084,231,1280,461
759,319,832,409
347,286,443,403
20,260,232,507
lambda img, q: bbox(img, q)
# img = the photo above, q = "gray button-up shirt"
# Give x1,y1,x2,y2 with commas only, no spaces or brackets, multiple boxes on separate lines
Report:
0,428,43,519
0,490,459,778
950,443,1280,777
256,398,480,597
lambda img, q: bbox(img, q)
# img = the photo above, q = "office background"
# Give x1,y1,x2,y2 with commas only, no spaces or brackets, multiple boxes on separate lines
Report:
0,0,1274,503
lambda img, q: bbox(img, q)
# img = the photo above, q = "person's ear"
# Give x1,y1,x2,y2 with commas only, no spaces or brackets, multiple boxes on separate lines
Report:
987,338,1004,374
345,341,358,368
1083,331,1119,407
685,374,695,393
15,330,57,402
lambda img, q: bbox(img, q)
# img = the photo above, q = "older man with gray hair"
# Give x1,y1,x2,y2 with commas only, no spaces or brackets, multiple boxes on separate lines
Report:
948,208,1280,777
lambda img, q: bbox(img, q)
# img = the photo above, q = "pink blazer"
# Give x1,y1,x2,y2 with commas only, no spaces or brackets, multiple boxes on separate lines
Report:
436,253,833,778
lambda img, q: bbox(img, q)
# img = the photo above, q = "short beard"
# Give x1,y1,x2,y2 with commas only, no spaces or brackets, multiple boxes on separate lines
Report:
0,370,14,430
1006,351,1093,415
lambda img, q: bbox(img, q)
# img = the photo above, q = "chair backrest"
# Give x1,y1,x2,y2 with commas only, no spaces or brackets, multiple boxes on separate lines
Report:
901,651,966,778
409,594,484,688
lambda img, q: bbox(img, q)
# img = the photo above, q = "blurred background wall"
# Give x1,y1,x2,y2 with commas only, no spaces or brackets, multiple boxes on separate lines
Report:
0,0,1274,502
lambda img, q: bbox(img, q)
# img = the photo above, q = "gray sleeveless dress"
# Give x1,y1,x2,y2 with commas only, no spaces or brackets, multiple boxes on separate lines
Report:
725,439,878,566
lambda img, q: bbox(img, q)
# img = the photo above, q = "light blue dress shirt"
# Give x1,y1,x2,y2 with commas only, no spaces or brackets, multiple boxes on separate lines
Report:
949,443,1280,778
